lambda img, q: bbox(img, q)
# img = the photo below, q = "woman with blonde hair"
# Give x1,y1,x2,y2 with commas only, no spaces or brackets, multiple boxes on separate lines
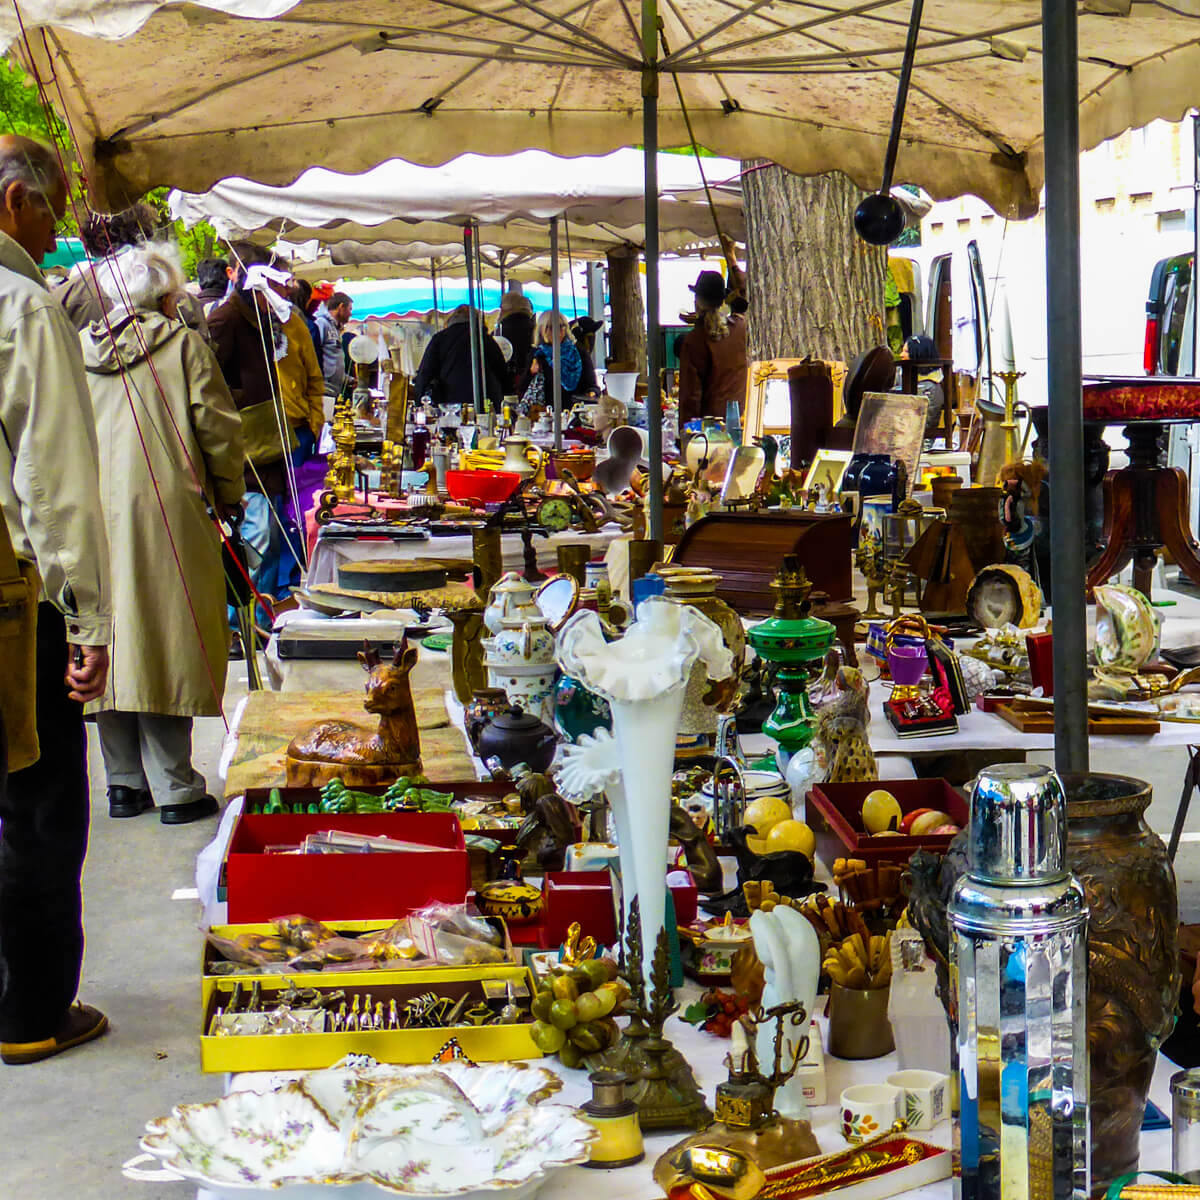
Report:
80,243,245,824
526,309,582,404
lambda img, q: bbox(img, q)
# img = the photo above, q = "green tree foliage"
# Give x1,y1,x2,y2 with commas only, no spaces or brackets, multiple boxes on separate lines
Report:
0,59,220,277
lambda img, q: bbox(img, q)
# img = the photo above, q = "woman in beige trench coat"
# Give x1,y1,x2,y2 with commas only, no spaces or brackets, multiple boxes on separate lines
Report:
80,243,244,825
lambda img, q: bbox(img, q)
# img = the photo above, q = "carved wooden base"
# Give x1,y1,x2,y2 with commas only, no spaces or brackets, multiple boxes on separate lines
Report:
1086,435,1200,599
284,757,423,788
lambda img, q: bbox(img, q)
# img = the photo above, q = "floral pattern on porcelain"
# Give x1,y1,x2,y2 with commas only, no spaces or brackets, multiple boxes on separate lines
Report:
135,1058,593,1198
483,617,557,721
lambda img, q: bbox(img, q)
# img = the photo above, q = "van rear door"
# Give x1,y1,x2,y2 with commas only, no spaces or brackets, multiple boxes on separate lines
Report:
1146,252,1193,375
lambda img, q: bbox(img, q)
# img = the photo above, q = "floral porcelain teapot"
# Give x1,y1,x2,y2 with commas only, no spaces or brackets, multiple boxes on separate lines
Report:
484,615,557,721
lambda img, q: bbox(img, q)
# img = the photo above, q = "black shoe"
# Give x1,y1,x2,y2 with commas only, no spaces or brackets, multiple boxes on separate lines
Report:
1,1002,108,1065
108,786,153,818
160,794,219,825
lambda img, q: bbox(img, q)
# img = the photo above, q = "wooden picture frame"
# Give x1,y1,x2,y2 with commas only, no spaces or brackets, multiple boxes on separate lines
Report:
853,391,928,497
744,358,803,442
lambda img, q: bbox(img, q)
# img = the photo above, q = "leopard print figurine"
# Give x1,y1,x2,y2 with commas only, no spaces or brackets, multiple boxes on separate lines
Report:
812,666,876,784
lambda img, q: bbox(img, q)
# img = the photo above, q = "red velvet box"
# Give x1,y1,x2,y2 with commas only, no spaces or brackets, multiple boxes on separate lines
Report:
806,780,968,866
226,812,469,922
1026,631,1054,696
540,870,619,949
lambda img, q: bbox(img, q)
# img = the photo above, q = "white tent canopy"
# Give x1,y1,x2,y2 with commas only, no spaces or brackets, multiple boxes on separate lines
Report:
168,150,744,245
12,1,1200,217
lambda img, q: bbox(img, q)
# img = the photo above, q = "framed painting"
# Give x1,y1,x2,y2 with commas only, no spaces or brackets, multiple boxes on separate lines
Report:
852,391,928,497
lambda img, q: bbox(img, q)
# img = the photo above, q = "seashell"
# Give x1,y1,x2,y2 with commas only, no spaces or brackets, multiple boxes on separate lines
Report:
1094,584,1160,670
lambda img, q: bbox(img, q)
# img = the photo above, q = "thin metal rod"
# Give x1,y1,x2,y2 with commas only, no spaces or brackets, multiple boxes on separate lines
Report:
1042,0,1088,774
880,0,924,195
431,258,439,315
473,220,489,414
463,225,482,415
644,10,664,544
551,215,563,452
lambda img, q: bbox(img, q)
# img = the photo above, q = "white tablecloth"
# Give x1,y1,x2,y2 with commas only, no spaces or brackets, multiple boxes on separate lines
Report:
307,527,625,588
193,1000,1181,1200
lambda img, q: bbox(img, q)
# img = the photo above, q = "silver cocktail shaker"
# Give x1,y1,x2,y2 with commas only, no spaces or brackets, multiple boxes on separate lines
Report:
949,763,1090,1200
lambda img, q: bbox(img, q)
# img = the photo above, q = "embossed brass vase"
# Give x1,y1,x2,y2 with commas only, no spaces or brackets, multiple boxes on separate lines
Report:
1062,773,1181,1198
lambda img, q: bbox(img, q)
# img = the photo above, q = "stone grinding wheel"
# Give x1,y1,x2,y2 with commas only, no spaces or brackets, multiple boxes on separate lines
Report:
337,559,449,594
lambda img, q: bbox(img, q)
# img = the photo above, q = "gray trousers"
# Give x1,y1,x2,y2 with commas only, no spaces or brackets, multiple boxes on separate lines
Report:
94,711,206,805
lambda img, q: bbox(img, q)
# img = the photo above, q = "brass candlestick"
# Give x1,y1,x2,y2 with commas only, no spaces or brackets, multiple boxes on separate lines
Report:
994,370,1025,467
598,898,712,1132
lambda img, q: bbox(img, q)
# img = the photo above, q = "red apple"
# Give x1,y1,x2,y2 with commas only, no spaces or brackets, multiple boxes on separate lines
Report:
900,808,933,835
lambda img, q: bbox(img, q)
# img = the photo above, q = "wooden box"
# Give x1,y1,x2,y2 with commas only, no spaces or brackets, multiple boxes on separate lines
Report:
671,511,854,611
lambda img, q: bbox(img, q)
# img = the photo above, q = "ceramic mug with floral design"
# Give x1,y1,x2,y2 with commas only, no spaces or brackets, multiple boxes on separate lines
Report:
840,1083,901,1145
885,1070,948,1132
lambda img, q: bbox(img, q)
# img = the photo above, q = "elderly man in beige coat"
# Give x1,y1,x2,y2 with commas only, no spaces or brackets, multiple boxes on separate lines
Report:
0,135,112,1066
81,243,245,828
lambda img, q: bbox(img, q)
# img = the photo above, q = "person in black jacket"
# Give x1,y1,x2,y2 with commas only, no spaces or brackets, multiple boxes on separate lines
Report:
497,291,535,395
413,304,506,413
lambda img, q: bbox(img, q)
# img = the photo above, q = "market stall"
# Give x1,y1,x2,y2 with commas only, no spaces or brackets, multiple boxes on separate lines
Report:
13,4,1200,1199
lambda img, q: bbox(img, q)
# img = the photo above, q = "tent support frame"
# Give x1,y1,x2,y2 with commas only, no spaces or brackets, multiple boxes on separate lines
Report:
1042,0,1088,774
644,0,664,544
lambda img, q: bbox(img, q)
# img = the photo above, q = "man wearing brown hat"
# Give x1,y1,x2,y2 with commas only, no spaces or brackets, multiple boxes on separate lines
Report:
676,268,747,429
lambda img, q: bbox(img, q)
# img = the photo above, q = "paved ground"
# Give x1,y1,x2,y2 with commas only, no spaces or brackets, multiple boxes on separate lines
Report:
2,658,1199,1198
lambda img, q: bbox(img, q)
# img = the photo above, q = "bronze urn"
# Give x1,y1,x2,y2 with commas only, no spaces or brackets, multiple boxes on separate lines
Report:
906,771,1179,1199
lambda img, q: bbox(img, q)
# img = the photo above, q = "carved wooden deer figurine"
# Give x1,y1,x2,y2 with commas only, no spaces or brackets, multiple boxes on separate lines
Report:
285,640,423,787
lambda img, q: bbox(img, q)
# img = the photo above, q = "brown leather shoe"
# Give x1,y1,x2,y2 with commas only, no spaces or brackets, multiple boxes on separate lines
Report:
1,1003,108,1065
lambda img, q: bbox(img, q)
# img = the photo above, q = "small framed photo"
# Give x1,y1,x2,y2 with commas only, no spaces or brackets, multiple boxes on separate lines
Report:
801,448,853,496
744,358,804,441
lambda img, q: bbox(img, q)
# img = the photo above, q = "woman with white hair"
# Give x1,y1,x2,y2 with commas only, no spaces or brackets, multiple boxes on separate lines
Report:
526,310,582,405
79,243,245,825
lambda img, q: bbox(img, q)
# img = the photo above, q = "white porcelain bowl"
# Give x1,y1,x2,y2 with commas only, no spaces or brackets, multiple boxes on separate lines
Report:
126,1059,594,1199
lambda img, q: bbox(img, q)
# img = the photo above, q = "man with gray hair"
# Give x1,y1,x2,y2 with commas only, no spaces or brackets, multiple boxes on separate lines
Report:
0,134,113,1064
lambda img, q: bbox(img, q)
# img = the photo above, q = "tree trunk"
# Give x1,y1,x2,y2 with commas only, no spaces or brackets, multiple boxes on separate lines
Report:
606,245,646,376
742,165,887,363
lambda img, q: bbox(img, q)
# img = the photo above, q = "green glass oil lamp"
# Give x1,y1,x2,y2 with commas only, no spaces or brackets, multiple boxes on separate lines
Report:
746,556,835,756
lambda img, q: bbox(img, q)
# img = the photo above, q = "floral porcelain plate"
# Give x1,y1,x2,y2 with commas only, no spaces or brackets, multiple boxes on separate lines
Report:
126,1058,593,1200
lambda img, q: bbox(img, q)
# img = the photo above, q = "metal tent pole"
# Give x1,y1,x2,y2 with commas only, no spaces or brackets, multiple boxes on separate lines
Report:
463,226,482,416
643,0,664,543
587,261,607,365
431,258,439,315
551,215,563,452
472,221,490,418
1042,0,1088,774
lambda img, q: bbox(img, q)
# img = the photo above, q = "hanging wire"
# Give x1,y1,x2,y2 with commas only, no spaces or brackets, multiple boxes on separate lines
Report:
220,238,311,576
12,3,303,720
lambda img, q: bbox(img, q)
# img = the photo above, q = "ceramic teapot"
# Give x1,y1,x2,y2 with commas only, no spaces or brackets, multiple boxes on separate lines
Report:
483,571,540,635
484,615,557,720
473,705,558,773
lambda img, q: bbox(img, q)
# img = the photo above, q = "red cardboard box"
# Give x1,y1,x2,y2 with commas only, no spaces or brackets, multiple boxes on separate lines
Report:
806,779,967,866
226,812,469,922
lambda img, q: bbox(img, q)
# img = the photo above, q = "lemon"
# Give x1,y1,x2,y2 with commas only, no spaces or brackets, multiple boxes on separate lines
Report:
861,789,903,834
764,819,816,859
743,795,793,836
